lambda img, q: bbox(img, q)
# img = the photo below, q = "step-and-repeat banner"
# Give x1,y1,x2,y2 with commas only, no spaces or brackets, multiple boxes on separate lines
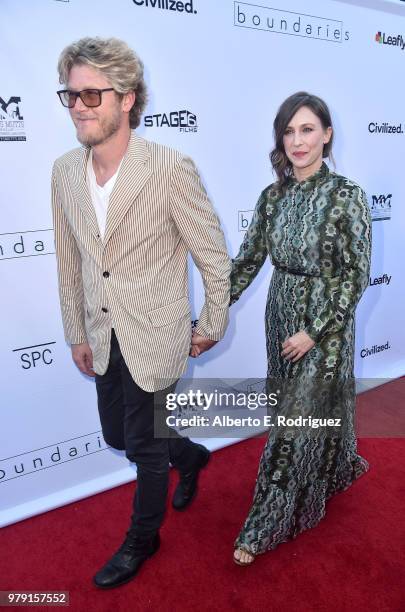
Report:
1,0,404,527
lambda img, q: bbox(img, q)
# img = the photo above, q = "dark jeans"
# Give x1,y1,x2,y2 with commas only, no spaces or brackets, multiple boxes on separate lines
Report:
95,329,200,537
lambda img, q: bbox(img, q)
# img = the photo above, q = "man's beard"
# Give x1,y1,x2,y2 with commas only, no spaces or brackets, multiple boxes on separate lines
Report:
75,109,122,147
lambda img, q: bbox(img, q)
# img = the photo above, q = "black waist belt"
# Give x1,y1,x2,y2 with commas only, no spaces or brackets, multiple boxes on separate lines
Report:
274,264,342,280
274,264,328,278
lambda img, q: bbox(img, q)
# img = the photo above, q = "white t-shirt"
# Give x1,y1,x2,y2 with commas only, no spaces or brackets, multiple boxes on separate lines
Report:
87,149,124,240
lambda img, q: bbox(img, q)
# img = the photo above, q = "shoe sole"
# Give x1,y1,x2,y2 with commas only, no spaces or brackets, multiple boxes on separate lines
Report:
93,540,160,589
172,450,211,511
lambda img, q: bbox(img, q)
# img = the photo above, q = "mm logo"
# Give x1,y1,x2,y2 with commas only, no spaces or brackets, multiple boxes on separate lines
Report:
370,194,392,222
372,194,391,206
0,96,23,120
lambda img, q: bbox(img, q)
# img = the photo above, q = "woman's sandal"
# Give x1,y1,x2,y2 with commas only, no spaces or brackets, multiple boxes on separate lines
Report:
233,547,255,566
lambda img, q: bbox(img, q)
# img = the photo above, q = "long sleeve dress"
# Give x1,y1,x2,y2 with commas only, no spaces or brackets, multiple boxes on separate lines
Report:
230,162,372,555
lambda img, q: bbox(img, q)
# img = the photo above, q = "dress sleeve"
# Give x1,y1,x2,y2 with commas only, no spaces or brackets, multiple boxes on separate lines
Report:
305,184,372,342
230,190,268,305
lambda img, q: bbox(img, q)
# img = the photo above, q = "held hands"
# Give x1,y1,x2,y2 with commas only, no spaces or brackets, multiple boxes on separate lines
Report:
71,342,95,377
189,333,218,358
281,331,315,363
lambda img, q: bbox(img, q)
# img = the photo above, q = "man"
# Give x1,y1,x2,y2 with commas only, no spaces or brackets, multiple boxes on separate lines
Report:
52,37,231,589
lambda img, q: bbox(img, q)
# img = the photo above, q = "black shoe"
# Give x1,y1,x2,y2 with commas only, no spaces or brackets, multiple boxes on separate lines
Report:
93,531,160,589
172,444,210,511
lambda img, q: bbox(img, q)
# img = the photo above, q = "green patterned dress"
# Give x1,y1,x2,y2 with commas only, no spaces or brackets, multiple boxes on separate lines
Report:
230,162,372,555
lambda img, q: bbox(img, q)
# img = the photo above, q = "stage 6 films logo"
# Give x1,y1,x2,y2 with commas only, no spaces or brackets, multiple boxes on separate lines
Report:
0,96,26,141
144,110,198,132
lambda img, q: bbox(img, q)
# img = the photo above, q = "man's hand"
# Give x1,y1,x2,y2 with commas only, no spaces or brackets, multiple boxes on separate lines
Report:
189,333,218,358
281,331,315,363
71,342,95,377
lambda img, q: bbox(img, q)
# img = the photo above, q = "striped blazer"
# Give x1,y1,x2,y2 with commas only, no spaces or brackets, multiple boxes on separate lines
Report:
51,131,231,392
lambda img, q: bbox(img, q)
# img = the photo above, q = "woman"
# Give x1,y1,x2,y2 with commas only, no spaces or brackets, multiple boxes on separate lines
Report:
230,92,372,566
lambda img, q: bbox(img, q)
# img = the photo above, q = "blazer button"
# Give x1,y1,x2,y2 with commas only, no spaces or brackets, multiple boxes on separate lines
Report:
103,271,110,278
102,307,108,313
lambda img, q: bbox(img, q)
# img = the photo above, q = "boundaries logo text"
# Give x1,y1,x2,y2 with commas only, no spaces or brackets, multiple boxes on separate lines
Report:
0,432,108,483
238,210,253,231
0,229,55,261
234,3,350,42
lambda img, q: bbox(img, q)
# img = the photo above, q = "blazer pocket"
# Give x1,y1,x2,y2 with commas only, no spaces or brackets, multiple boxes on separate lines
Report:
147,296,191,328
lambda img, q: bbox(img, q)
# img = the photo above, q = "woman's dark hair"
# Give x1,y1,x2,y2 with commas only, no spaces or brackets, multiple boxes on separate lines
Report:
270,92,334,190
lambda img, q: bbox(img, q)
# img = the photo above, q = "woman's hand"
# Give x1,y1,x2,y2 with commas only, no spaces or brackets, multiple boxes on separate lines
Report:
281,331,315,363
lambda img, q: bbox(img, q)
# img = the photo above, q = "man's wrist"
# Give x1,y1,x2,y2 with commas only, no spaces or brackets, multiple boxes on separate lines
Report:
193,325,221,341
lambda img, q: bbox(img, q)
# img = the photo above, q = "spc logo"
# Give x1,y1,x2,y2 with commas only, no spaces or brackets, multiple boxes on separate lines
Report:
144,110,198,132
13,341,56,370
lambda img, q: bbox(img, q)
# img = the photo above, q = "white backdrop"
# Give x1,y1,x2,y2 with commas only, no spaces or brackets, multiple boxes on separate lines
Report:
1,0,404,527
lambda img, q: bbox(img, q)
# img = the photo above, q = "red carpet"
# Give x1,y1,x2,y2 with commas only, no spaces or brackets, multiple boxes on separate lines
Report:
1,379,404,612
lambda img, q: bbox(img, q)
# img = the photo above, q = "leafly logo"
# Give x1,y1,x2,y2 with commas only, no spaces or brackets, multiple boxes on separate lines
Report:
369,273,392,287
375,31,405,50
132,0,197,14
0,96,26,141
144,110,198,132
369,194,392,221
234,3,350,42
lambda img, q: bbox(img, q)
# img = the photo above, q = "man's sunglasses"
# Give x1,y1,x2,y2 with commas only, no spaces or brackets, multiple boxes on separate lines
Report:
56,88,115,108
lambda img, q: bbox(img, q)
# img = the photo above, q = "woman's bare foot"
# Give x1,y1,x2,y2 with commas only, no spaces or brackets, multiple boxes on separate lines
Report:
233,548,255,566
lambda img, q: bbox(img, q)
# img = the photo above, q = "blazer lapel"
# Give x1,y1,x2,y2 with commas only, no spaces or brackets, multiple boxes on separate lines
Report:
68,146,100,240
103,132,152,246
